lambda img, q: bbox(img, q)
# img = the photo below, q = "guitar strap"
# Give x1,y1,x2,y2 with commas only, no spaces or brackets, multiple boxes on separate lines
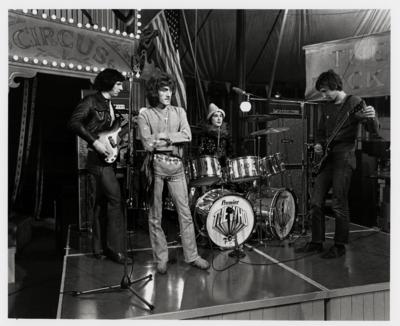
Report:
332,94,353,127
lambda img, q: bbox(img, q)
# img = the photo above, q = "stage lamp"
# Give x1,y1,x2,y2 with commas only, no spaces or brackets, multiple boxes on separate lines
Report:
240,95,251,112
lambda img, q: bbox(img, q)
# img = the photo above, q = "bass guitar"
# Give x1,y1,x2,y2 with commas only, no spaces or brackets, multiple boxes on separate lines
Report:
312,98,365,176
97,120,122,163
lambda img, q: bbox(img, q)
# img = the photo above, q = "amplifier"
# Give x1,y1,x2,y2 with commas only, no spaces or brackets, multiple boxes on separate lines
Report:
268,99,303,118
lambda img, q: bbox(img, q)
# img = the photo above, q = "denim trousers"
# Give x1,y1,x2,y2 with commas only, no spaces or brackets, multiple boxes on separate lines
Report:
87,151,124,254
310,151,356,245
149,157,199,264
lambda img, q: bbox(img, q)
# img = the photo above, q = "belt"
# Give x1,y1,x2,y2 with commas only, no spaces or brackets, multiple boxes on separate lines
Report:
154,153,182,164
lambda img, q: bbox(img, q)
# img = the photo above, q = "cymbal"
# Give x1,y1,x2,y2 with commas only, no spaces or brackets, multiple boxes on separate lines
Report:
244,114,278,122
250,127,290,136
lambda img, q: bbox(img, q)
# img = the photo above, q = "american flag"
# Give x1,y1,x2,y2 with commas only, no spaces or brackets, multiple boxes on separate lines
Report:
149,10,187,109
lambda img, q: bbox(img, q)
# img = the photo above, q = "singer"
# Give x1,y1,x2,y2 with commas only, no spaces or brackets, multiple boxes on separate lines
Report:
137,71,210,274
198,103,234,168
296,69,379,259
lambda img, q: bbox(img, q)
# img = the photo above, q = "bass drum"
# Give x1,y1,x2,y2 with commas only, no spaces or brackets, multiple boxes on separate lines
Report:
194,188,255,249
246,186,296,240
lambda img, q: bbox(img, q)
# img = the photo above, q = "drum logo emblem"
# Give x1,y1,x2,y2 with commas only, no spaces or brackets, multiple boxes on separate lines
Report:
212,206,248,242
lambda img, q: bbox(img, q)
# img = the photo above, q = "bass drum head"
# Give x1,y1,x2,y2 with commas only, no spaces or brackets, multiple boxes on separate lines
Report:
206,194,254,249
269,189,296,240
193,188,233,237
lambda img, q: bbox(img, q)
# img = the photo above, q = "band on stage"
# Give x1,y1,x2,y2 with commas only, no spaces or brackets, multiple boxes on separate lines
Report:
68,68,382,273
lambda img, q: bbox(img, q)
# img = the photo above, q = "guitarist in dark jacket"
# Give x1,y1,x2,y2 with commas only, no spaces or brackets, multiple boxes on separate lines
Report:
69,68,131,264
296,69,379,258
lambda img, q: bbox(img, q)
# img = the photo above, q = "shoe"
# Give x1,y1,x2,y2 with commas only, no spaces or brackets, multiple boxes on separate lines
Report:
294,242,323,254
190,257,210,270
321,244,345,259
105,251,133,265
156,261,168,274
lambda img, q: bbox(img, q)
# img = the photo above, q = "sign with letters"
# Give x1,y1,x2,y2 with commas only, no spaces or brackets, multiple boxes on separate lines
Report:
303,31,390,99
8,11,138,86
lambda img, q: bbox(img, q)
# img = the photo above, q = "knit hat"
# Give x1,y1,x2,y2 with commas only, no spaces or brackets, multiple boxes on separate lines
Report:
206,103,225,120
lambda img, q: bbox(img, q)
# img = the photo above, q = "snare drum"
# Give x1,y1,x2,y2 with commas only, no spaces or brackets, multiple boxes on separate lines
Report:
259,152,286,177
246,186,295,240
187,156,222,186
194,188,255,249
226,156,261,183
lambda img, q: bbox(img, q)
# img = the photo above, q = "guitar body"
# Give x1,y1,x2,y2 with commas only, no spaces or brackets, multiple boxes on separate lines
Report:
97,120,122,163
311,98,365,176
311,148,329,176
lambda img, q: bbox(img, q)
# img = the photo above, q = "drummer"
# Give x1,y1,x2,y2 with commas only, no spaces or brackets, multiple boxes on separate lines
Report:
198,103,234,167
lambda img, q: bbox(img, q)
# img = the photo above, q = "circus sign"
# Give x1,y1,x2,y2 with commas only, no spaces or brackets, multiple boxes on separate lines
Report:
8,10,139,86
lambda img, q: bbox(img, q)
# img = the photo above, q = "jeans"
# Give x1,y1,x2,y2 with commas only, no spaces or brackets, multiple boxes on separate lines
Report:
310,151,356,245
87,151,124,254
149,156,199,264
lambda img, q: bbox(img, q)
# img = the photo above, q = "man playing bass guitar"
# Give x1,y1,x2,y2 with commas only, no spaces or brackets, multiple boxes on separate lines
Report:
296,69,379,258
69,68,131,264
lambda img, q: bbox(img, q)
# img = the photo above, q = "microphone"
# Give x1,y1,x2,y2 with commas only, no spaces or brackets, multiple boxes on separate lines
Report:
232,87,249,95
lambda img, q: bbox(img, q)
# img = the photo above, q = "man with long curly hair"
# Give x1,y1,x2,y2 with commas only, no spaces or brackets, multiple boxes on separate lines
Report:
137,71,210,274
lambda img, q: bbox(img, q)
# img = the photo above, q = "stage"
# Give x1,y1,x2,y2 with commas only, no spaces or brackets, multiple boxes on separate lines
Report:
57,216,389,320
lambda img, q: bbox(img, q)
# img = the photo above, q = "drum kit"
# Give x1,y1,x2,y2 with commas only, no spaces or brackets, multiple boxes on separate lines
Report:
186,120,297,251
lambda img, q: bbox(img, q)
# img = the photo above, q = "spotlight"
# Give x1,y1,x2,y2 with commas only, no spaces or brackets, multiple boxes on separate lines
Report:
240,95,251,112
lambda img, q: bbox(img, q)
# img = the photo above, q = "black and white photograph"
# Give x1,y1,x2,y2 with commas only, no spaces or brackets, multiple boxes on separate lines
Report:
3,1,397,322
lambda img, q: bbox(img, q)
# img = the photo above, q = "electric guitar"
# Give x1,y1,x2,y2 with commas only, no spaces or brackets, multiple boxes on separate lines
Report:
312,99,365,176
97,120,122,163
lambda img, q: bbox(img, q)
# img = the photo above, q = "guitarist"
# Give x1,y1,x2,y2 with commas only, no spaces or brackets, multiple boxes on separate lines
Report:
69,69,132,264
296,69,379,258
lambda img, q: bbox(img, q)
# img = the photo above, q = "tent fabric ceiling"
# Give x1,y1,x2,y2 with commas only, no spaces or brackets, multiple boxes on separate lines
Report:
142,9,390,96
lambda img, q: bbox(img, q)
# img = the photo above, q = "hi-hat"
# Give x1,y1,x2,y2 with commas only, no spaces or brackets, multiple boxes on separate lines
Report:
244,114,278,122
250,127,290,136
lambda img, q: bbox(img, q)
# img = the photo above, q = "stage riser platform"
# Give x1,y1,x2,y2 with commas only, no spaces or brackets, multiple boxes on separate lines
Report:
58,217,390,320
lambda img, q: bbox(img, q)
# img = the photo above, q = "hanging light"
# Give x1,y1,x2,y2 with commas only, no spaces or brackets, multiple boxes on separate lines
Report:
240,95,252,113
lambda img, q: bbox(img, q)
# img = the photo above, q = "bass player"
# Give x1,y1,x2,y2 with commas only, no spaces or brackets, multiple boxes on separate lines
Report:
69,68,131,264
296,69,379,258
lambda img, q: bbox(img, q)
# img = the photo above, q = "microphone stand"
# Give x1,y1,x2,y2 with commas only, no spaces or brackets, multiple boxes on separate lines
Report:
71,73,154,311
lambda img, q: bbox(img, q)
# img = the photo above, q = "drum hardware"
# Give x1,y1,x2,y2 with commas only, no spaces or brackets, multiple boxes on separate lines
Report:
250,127,290,137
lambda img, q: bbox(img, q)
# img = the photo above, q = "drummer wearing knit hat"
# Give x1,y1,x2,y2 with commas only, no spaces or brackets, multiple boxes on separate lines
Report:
199,103,233,166
206,103,225,123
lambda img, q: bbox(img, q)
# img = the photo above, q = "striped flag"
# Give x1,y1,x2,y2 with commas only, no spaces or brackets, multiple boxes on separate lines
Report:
149,10,187,109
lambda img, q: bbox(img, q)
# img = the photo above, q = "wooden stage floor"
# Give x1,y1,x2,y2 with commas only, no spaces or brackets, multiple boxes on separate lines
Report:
57,216,390,320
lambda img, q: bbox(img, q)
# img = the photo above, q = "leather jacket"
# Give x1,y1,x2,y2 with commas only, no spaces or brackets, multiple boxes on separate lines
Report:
68,92,120,146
